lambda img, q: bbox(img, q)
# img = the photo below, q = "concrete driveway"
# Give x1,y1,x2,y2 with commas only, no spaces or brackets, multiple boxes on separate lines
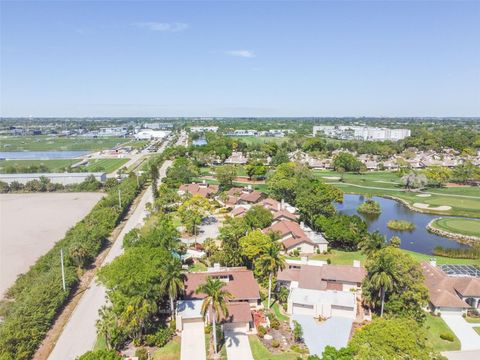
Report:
441,315,480,350
292,315,353,357
181,321,206,360
224,330,254,360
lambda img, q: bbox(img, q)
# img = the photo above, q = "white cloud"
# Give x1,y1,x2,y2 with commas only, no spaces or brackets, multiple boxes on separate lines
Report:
226,50,256,58
133,22,189,32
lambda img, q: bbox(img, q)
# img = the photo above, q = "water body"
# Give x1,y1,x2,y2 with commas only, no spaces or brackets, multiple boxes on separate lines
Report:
192,137,208,146
0,151,89,160
336,194,470,255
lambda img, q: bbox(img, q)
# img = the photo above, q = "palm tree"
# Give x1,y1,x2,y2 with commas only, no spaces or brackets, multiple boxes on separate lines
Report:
257,242,286,309
358,231,386,257
369,260,396,317
97,306,116,350
160,257,186,317
196,277,233,355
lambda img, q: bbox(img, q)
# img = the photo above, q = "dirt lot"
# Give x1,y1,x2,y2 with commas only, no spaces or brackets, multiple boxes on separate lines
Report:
0,192,104,297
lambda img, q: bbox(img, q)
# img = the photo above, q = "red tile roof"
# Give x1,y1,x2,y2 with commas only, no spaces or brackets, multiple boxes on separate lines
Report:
218,302,253,323
272,209,300,222
184,268,260,301
230,207,248,217
264,220,308,240
179,183,219,198
282,236,315,250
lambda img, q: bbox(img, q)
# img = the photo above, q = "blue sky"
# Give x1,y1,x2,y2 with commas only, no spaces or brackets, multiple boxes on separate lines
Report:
1,0,479,117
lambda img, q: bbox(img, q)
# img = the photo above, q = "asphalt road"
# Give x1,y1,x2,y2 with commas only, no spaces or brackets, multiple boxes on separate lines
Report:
48,158,173,359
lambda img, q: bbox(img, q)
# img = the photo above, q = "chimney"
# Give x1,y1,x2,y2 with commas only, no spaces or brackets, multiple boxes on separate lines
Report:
281,199,285,210
300,221,305,229
277,202,281,211
353,260,361,268
429,259,437,268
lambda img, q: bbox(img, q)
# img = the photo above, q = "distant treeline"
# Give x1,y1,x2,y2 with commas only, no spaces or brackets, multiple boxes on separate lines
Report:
0,175,113,193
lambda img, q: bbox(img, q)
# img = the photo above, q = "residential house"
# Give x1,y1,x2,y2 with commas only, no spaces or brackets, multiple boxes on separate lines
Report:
176,266,261,332
224,151,248,165
263,220,328,254
223,187,265,206
179,182,219,198
421,260,480,315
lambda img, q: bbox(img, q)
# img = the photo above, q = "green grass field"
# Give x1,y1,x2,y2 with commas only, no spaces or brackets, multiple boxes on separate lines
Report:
0,135,128,152
230,136,288,145
313,170,480,218
430,218,480,238
424,313,460,351
153,336,181,360
302,249,480,266
249,336,299,360
0,159,77,173
83,158,130,173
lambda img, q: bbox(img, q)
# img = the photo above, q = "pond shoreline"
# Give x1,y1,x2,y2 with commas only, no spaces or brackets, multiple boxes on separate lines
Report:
426,218,480,245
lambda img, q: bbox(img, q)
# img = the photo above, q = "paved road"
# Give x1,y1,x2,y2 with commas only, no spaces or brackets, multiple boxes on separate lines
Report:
443,349,480,359
441,314,480,351
180,321,206,360
48,160,172,360
224,330,254,360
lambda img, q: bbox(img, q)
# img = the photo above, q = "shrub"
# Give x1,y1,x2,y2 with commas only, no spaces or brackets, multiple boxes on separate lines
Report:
257,325,267,338
271,339,280,348
135,347,148,360
153,327,174,347
291,344,309,354
387,219,415,231
433,245,480,259
293,320,303,342
268,313,280,330
77,350,122,360
357,199,381,215
440,333,454,342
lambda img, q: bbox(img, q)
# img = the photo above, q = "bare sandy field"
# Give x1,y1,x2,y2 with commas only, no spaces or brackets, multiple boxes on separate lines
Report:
0,192,104,297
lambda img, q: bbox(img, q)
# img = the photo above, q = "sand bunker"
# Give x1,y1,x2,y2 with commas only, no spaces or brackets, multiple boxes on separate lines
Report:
413,203,452,211
416,194,431,198
322,176,341,180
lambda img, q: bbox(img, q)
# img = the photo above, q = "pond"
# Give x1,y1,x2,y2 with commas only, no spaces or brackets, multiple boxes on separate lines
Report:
336,194,470,255
0,151,89,160
192,137,208,146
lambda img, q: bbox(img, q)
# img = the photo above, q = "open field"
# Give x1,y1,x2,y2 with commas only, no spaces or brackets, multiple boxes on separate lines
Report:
424,313,461,351
0,159,77,173
0,135,128,151
0,192,104,297
313,170,480,218
230,136,289,145
430,218,480,238
83,158,130,172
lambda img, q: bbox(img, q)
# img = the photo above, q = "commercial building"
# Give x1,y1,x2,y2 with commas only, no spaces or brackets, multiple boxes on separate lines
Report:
313,125,411,141
134,129,170,140
190,126,219,133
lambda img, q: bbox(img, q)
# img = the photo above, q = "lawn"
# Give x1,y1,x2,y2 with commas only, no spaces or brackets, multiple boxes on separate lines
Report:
424,313,460,351
248,336,300,360
302,249,480,267
430,218,480,238
0,159,77,173
153,336,181,360
83,158,130,173
271,302,289,322
0,135,129,151
206,334,227,360
465,316,480,323
474,327,480,335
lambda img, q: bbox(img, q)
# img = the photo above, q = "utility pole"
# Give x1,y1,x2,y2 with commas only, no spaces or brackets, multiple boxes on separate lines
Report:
118,189,122,208
60,249,66,292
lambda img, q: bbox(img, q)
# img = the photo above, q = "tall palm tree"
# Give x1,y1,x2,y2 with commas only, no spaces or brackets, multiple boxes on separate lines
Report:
369,260,396,317
96,306,116,350
257,242,286,309
196,277,233,355
160,257,186,317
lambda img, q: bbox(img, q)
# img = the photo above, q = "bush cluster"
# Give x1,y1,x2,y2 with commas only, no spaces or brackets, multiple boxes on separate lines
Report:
440,333,454,342
0,174,145,360
433,245,480,259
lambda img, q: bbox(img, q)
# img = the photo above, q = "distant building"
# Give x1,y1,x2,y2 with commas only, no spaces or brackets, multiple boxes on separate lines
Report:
98,127,128,137
190,126,218,133
226,129,258,136
224,151,248,165
313,125,410,141
178,182,219,198
0,172,107,185
143,123,173,130
134,129,170,140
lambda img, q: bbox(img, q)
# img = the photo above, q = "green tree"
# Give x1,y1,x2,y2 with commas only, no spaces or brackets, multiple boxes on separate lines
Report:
267,162,313,205
271,147,289,166
245,161,267,180
315,214,368,251
362,247,429,321
196,277,233,355
214,165,237,189
424,166,452,187
332,152,365,173
452,161,478,184
244,205,273,229
349,318,440,359
401,172,428,190
218,217,248,266
96,306,117,350
239,230,273,267
77,349,122,360
321,346,354,360
358,231,386,257
160,257,186,317
256,242,286,309
164,157,199,187
178,195,210,237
